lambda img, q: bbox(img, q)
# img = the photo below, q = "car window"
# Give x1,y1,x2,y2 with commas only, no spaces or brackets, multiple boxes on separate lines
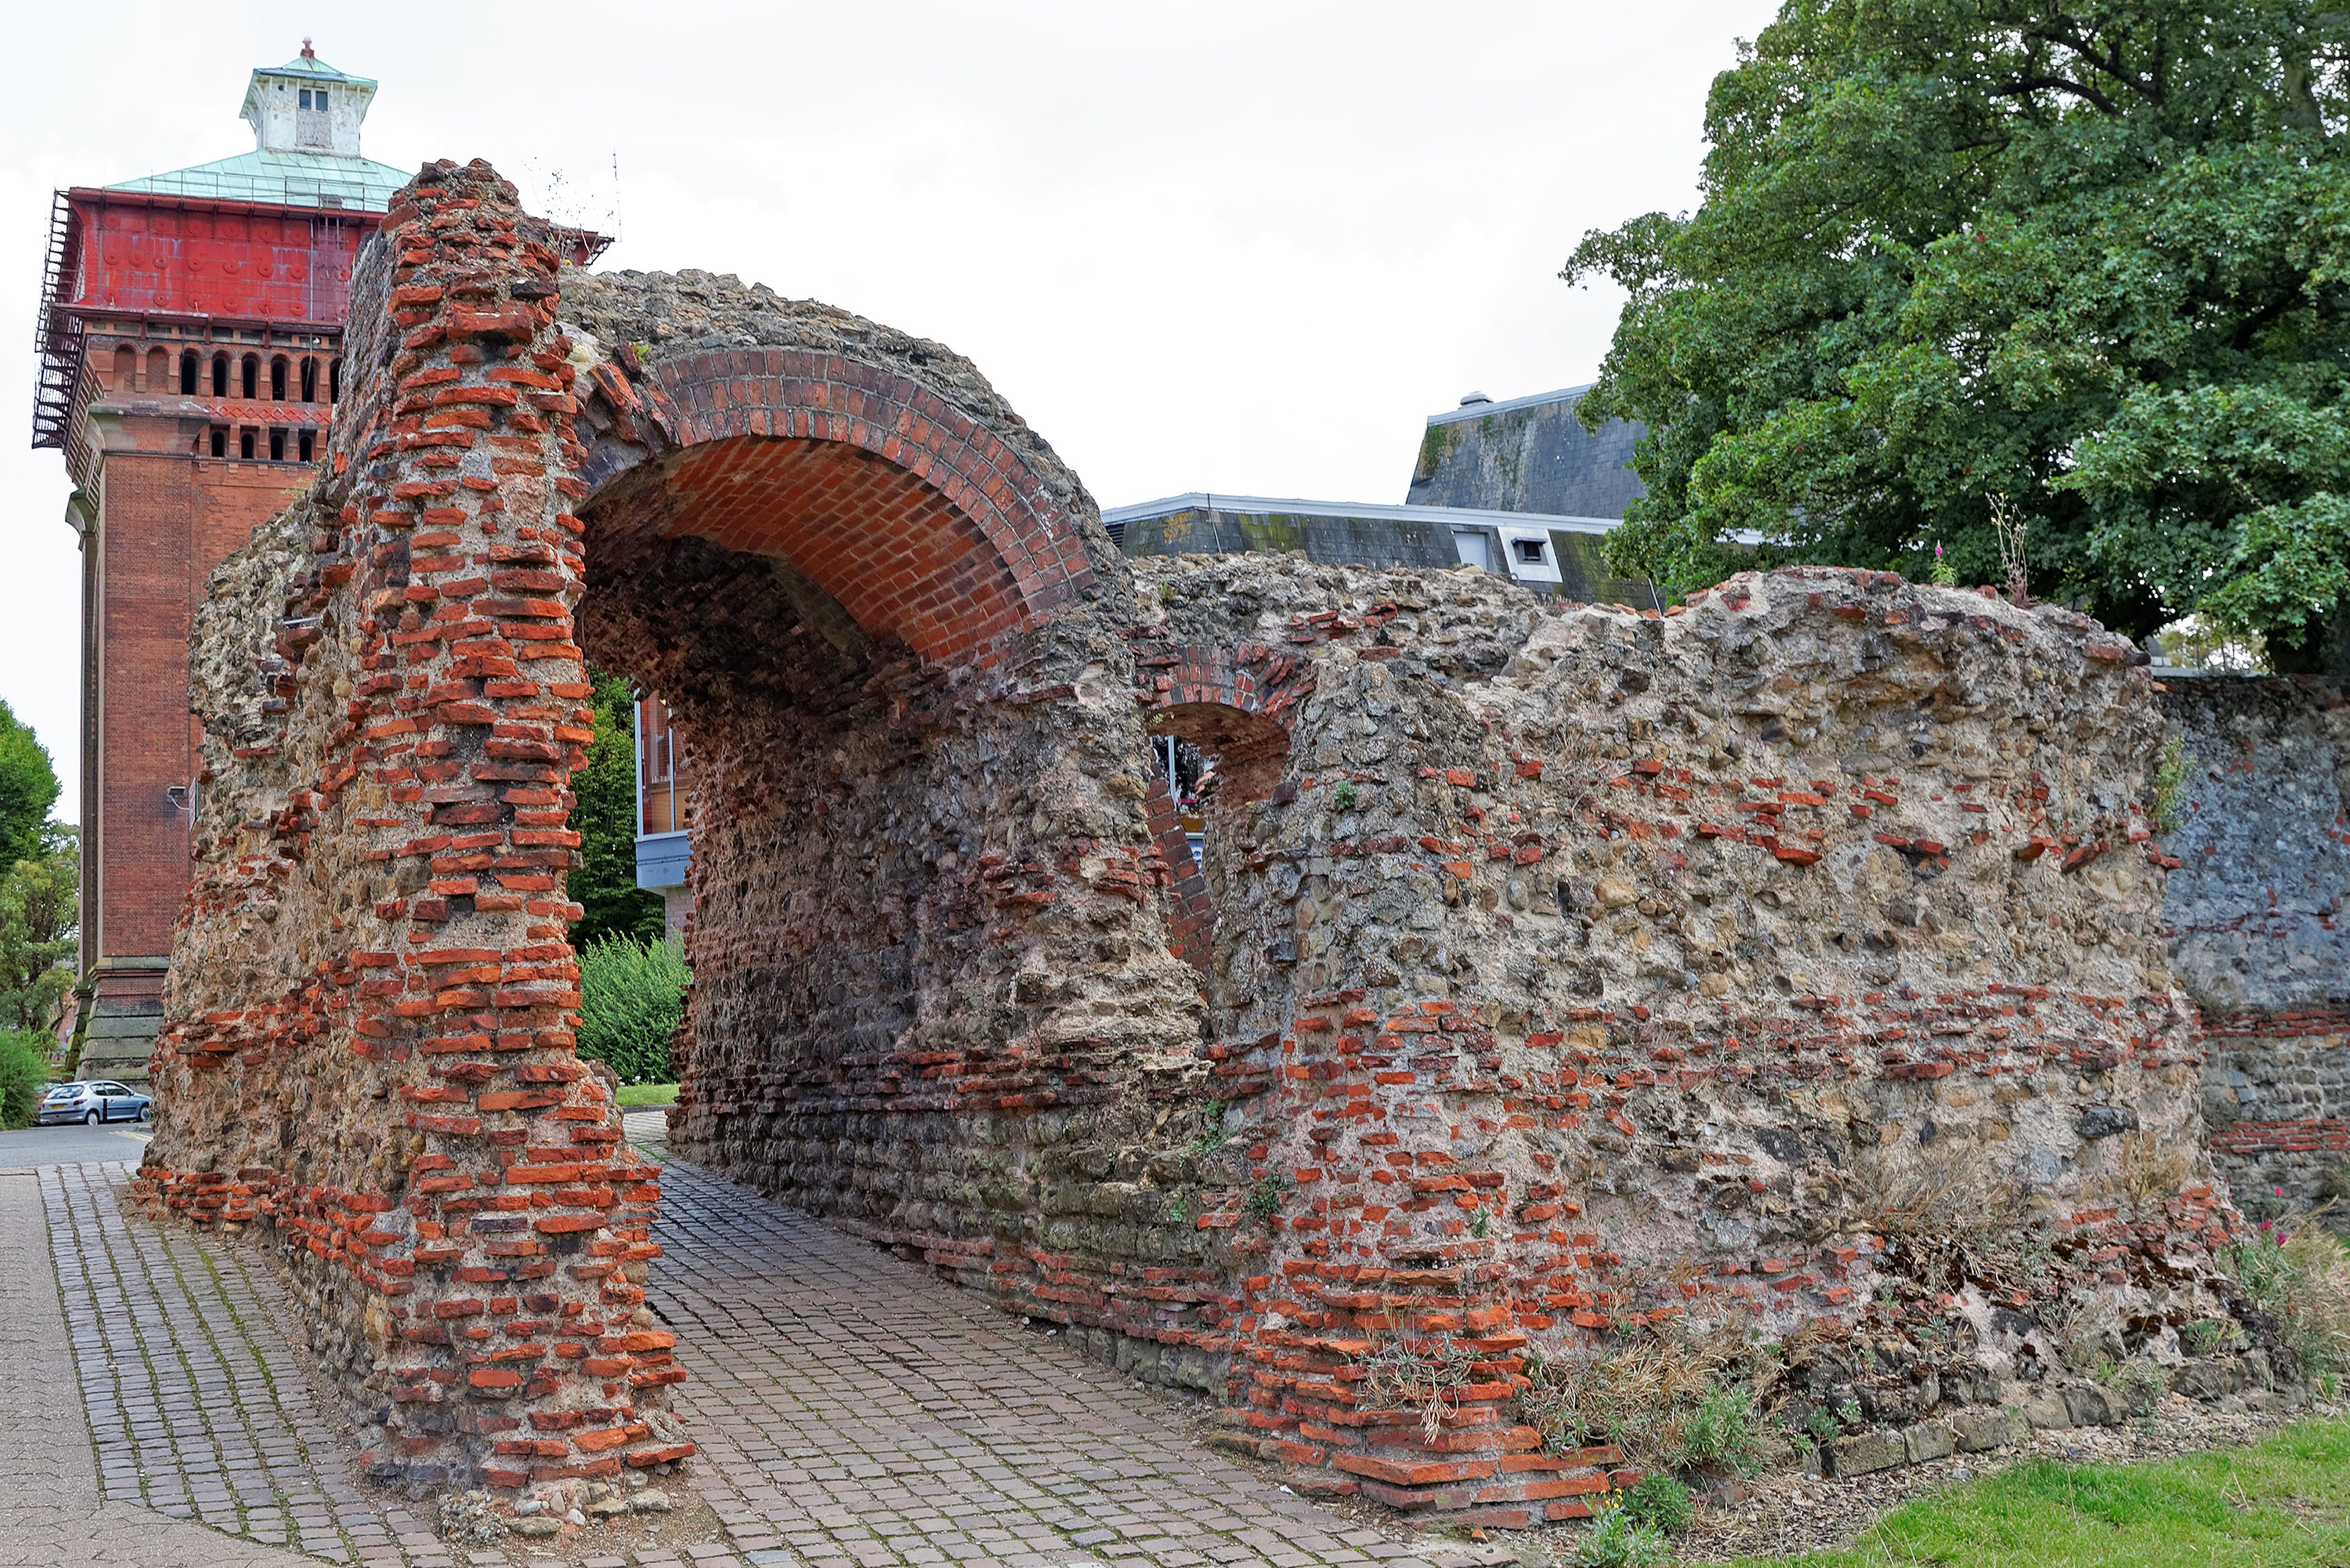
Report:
97,1083,127,1095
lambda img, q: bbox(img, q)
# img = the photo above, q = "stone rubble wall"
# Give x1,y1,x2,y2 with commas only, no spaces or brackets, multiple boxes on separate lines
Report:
1123,556,2241,1520
2158,677,2350,1217
140,162,691,1494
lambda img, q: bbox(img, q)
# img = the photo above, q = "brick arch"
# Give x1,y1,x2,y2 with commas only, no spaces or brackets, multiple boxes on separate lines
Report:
1135,644,1313,970
577,347,1098,668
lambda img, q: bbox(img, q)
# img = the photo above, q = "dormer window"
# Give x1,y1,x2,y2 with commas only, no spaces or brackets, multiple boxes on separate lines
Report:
300,89,329,109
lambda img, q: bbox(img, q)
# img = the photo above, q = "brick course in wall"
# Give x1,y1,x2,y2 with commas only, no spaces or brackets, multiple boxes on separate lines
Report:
138,162,690,1495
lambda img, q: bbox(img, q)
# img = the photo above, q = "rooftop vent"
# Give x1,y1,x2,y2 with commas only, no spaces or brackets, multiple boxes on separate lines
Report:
1458,391,1493,407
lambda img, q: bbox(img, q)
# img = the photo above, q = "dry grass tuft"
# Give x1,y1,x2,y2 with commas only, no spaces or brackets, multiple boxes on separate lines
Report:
1519,1330,1762,1473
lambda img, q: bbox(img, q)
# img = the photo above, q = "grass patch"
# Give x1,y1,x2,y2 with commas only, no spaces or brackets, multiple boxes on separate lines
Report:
614,1081,677,1108
1732,1416,2350,1567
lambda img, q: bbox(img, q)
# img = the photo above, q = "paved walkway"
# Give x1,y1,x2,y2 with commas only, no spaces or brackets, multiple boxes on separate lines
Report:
4,1123,1465,1568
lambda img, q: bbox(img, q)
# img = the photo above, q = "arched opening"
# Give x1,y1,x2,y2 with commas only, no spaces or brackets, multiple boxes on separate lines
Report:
147,346,171,391
211,352,230,397
111,343,136,392
327,358,341,403
299,356,318,403
1143,694,1299,975
240,354,258,400
238,427,256,460
269,356,289,401
180,349,199,395
565,343,1176,1246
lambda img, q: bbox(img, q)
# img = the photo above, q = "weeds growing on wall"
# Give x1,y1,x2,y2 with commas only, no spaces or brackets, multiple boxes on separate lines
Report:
2228,1224,2350,1381
0,1026,50,1128
1359,1327,1484,1442
1519,1332,1762,1476
575,934,689,1084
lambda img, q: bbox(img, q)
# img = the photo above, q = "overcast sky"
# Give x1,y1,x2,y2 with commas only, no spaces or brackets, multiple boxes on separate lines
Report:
0,0,1775,819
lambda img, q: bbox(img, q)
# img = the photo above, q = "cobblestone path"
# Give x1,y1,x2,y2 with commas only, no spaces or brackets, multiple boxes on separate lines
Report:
26,1143,1464,1568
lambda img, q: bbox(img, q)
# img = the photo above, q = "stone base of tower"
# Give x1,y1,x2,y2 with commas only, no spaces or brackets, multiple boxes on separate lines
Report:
77,961,167,1084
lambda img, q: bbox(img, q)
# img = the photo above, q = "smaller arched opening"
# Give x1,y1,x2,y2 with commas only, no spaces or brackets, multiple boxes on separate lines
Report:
269,356,289,401
1137,655,1309,973
179,349,199,395
146,346,170,391
110,343,137,393
211,352,230,397
240,354,259,400
238,427,256,460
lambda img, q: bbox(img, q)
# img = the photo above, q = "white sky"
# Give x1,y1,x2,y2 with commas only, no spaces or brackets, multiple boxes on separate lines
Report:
0,0,1775,820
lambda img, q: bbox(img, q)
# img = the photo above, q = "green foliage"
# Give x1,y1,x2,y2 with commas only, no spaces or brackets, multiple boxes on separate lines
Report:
569,671,665,948
1566,3,2350,664
0,825,76,1032
0,701,59,873
1329,781,1359,812
1619,1472,1696,1536
1246,1172,1286,1222
0,1027,51,1129
575,934,689,1084
1726,1416,2350,1567
1579,1500,1675,1568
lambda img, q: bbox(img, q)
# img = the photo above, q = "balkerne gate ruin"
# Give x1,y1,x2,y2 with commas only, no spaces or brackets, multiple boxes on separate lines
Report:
136,161,2329,1523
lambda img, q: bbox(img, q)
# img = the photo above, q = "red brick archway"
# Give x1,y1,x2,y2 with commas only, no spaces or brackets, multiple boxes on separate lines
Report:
578,348,1098,667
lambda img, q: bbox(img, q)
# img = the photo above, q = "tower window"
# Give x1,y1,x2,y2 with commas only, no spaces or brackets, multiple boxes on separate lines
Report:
209,427,226,458
180,350,198,395
299,90,312,109
298,430,315,463
269,429,286,462
239,428,256,460
270,357,288,401
299,357,318,403
240,355,258,399
211,353,229,396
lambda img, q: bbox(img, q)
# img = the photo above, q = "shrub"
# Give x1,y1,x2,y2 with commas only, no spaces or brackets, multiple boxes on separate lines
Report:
1617,1472,1694,1535
1578,1500,1673,1568
2228,1225,2350,1382
0,1026,53,1128
575,934,688,1084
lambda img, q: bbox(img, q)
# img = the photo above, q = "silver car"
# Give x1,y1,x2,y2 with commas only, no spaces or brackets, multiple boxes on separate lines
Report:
38,1081,152,1126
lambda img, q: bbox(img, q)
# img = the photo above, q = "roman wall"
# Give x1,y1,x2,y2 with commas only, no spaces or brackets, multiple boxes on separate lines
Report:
2157,677,2350,1216
150,160,2288,1521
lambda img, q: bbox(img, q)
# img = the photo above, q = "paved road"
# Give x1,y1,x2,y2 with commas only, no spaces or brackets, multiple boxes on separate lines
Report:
0,1120,151,1169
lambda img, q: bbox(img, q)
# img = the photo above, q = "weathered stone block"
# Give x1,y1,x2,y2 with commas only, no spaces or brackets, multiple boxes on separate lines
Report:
1828,1430,1909,1477
1903,1420,1955,1464
1950,1408,2019,1453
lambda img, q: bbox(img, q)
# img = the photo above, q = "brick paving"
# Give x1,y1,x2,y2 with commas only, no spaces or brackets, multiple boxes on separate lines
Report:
33,1140,1469,1568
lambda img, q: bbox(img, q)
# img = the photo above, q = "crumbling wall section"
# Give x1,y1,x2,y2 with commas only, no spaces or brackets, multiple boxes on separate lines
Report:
1124,556,2239,1521
140,162,692,1493
2159,677,2350,1216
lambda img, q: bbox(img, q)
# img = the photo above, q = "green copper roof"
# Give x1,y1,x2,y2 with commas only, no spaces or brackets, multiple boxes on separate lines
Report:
254,51,377,87
107,149,410,212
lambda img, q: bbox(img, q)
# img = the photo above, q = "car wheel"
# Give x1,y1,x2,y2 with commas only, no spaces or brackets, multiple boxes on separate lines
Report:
83,1110,99,1126
136,1105,151,1124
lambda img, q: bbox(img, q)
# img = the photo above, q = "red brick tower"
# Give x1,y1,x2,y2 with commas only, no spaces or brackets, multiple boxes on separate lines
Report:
33,44,414,1081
